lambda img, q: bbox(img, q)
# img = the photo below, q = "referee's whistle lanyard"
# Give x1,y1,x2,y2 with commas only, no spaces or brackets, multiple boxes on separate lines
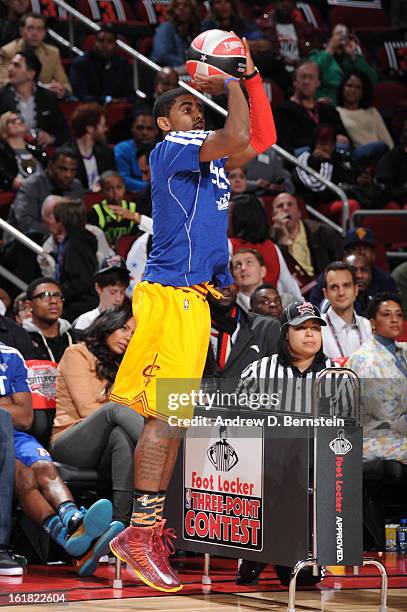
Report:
326,312,363,358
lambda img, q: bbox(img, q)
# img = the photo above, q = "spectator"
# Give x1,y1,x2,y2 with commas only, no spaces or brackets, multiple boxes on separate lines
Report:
50,306,144,524
0,13,72,98
52,198,99,322
392,261,407,320
23,277,75,363
274,61,349,156
7,147,84,237
250,283,283,319
0,0,30,47
256,0,318,87
154,67,179,97
206,283,280,393
375,118,407,208
124,144,155,293
67,103,116,192
70,27,138,103
151,0,201,74
321,261,372,359
308,24,378,105
0,51,70,147
231,247,300,311
73,255,130,331
0,314,35,358
347,293,407,463
228,193,302,300
0,408,22,575
270,192,344,283
38,194,114,278
87,171,147,247
336,70,394,164
134,67,180,116
310,227,398,314
13,292,31,325
0,110,46,191
245,147,295,195
114,111,159,193
0,340,121,577
201,0,280,82
293,123,359,222
229,164,293,197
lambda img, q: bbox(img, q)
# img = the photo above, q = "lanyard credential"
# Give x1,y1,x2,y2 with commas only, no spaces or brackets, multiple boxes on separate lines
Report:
327,313,363,358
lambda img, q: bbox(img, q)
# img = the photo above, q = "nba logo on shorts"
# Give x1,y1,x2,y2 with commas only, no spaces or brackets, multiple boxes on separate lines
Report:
184,299,189,310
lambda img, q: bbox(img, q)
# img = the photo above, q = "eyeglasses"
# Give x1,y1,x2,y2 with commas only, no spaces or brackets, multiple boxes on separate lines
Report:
31,291,65,302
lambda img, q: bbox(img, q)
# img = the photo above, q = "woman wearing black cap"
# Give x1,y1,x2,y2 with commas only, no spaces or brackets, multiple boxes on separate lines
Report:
236,301,345,586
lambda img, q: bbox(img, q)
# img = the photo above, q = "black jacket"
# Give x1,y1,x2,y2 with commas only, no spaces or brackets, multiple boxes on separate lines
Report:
0,83,70,146
0,315,36,359
23,318,76,363
65,140,117,190
0,140,47,191
59,229,99,322
274,99,348,154
274,219,344,277
70,52,137,103
209,306,280,394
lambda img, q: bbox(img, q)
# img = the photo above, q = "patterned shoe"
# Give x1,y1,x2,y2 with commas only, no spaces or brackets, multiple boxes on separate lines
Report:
109,525,183,592
65,499,112,557
153,520,181,588
74,521,125,577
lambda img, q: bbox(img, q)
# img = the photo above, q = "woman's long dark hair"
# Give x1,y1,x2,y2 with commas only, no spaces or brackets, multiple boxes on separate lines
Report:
208,0,247,35
337,69,373,109
83,304,133,392
230,194,270,243
168,0,201,40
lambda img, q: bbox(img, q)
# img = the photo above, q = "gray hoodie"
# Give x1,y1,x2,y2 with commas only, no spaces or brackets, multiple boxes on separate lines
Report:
23,318,74,363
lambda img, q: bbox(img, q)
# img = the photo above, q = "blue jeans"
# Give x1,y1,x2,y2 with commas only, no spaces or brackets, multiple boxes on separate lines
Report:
0,409,15,545
353,141,389,164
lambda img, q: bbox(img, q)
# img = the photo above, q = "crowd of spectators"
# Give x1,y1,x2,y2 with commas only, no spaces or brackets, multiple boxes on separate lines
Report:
0,0,406,583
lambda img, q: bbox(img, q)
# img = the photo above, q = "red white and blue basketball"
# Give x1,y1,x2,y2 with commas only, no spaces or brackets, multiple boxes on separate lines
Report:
186,29,246,79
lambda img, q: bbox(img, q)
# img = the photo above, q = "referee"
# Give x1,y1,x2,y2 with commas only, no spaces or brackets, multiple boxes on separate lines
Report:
236,302,355,418
207,426,239,472
236,301,356,587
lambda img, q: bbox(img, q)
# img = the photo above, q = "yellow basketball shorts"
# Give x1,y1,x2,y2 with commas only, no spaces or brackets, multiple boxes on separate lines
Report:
110,281,211,422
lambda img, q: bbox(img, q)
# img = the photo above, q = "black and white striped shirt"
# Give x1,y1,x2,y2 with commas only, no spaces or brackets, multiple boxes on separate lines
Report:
236,353,357,418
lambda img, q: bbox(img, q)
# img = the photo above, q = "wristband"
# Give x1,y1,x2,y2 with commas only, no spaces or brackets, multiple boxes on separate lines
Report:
243,69,259,80
223,77,239,91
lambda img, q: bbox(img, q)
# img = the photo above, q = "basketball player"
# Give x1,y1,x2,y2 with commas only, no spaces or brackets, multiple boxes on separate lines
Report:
109,38,277,592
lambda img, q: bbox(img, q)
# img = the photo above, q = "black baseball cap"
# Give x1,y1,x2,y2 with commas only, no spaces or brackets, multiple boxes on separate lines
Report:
280,301,327,328
96,255,129,276
344,227,375,249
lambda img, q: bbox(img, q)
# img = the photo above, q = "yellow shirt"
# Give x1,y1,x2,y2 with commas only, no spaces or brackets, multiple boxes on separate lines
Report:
289,220,314,276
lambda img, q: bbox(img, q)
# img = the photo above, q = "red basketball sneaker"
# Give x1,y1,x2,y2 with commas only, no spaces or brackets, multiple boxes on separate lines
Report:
153,520,181,589
109,525,182,592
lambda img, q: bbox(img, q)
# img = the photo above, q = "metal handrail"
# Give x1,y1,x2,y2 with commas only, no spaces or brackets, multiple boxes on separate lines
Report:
48,28,84,56
351,209,407,226
0,219,44,255
52,0,350,234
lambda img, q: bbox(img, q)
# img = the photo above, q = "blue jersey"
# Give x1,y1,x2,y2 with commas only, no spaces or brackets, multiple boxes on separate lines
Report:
0,342,29,397
143,130,233,288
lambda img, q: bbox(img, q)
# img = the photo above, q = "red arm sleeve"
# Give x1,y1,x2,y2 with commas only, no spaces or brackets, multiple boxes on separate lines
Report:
245,73,277,154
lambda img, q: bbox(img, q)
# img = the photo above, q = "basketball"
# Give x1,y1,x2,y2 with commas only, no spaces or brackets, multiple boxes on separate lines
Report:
186,29,246,80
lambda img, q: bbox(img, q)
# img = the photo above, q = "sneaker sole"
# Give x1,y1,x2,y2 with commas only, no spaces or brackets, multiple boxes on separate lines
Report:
77,521,124,577
65,499,112,557
109,540,183,593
